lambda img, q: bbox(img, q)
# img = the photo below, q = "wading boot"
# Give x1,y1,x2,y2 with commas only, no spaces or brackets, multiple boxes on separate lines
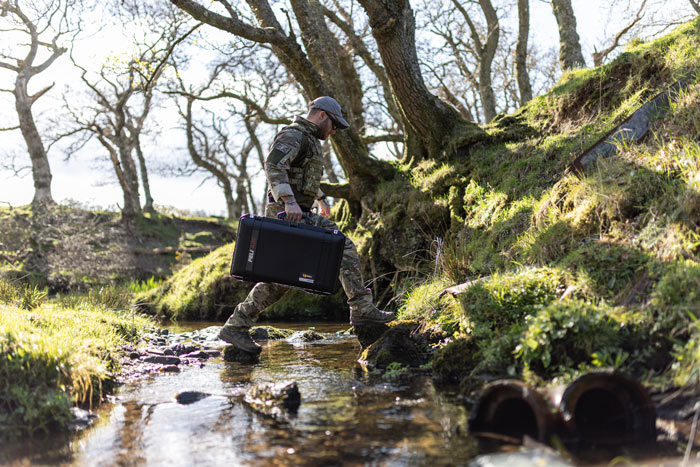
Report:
349,304,395,326
218,325,262,355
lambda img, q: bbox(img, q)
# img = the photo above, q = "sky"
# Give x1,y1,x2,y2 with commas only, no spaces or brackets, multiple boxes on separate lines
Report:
0,1,695,216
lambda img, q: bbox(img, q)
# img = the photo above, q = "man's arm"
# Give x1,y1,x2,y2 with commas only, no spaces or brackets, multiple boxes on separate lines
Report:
266,130,304,221
316,189,330,218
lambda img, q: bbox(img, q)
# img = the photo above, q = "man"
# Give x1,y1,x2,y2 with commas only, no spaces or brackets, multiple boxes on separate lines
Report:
219,96,395,354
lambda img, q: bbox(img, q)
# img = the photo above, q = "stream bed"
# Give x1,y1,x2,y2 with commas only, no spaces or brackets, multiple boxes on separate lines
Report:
4,322,479,466
3,322,691,466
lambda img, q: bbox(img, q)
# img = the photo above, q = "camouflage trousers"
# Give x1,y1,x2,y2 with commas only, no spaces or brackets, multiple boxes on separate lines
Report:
224,201,373,329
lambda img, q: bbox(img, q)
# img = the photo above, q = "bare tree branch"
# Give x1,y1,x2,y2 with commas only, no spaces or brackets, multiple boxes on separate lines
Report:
169,0,284,44
319,181,351,200
593,0,647,67
0,61,20,72
362,134,403,144
165,89,291,125
30,83,55,104
689,0,700,14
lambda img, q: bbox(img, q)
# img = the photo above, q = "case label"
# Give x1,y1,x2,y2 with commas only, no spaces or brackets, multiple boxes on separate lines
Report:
299,273,315,284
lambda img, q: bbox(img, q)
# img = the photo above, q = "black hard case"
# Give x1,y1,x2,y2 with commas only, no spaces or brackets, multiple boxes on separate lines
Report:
230,214,345,295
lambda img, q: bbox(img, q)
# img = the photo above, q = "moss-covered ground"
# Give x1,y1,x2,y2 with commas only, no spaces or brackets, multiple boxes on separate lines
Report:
0,278,153,440
369,19,700,388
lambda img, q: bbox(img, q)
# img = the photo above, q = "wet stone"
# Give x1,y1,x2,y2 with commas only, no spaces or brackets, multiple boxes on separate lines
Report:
161,365,180,373
183,351,211,360
170,343,198,356
142,355,181,365
245,381,301,416
174,391,210,405
223,346,259,364
66,407,98,431
287,330,324,343
163,349,175,356
129,352,140,359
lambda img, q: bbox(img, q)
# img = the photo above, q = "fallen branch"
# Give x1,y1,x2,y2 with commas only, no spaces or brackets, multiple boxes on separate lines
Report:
439,276,490,297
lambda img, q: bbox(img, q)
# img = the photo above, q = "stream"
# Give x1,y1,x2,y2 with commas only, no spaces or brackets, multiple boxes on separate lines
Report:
3,322,481,466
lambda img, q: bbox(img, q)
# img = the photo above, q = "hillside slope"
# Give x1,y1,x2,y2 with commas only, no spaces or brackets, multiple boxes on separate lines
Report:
389,18,700,387
0,204,235,291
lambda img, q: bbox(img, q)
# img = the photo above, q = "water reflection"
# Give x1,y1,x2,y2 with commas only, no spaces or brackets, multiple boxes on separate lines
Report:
4,324,477,466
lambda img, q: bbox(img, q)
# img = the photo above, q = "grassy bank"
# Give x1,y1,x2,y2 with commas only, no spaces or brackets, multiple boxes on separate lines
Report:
389,19,700,388
136,243,349,322
0,279,153,440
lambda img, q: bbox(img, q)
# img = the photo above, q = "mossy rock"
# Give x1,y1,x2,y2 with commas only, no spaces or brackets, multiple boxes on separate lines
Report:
353,322,391,349
359,321,427,369
431,338,478,383
250,326,294,340
286,330,324,342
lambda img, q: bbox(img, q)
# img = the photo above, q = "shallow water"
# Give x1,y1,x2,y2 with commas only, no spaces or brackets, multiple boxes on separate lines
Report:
3,322,479,466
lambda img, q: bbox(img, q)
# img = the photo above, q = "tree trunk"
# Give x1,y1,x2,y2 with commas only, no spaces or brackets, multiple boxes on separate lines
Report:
516,0,533,104
233,180,248,218
14,72,53,205
97,135,138,218
334,37,366,132
135,137,155,212
551,0,586,70
358,0,485,162
321,140,340,183
118,143,142,216
172,0,393,209
225,183,237,219
476,0,499,123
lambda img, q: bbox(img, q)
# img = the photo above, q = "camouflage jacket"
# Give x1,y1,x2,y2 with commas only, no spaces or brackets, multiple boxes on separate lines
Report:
265,116,324,210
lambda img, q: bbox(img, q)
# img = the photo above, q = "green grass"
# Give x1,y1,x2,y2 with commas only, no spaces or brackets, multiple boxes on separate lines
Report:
385,18,700,387
0,278,153,440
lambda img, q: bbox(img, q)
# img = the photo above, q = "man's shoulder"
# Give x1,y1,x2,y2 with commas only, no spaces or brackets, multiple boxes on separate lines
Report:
270,127,305,158
277,125,306,142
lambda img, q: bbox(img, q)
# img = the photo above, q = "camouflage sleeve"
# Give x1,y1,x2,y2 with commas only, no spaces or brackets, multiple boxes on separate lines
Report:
265,129,303,201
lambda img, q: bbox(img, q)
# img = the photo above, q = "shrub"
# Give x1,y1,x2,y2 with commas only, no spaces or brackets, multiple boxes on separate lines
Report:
457,267,568,332
515,300,648,381
651,260,700,307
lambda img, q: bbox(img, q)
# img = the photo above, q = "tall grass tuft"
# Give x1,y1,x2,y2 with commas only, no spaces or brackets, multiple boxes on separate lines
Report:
0,279,153,440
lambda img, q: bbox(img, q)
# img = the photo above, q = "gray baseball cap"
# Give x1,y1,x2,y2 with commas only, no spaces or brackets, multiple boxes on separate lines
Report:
309,96,350,129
